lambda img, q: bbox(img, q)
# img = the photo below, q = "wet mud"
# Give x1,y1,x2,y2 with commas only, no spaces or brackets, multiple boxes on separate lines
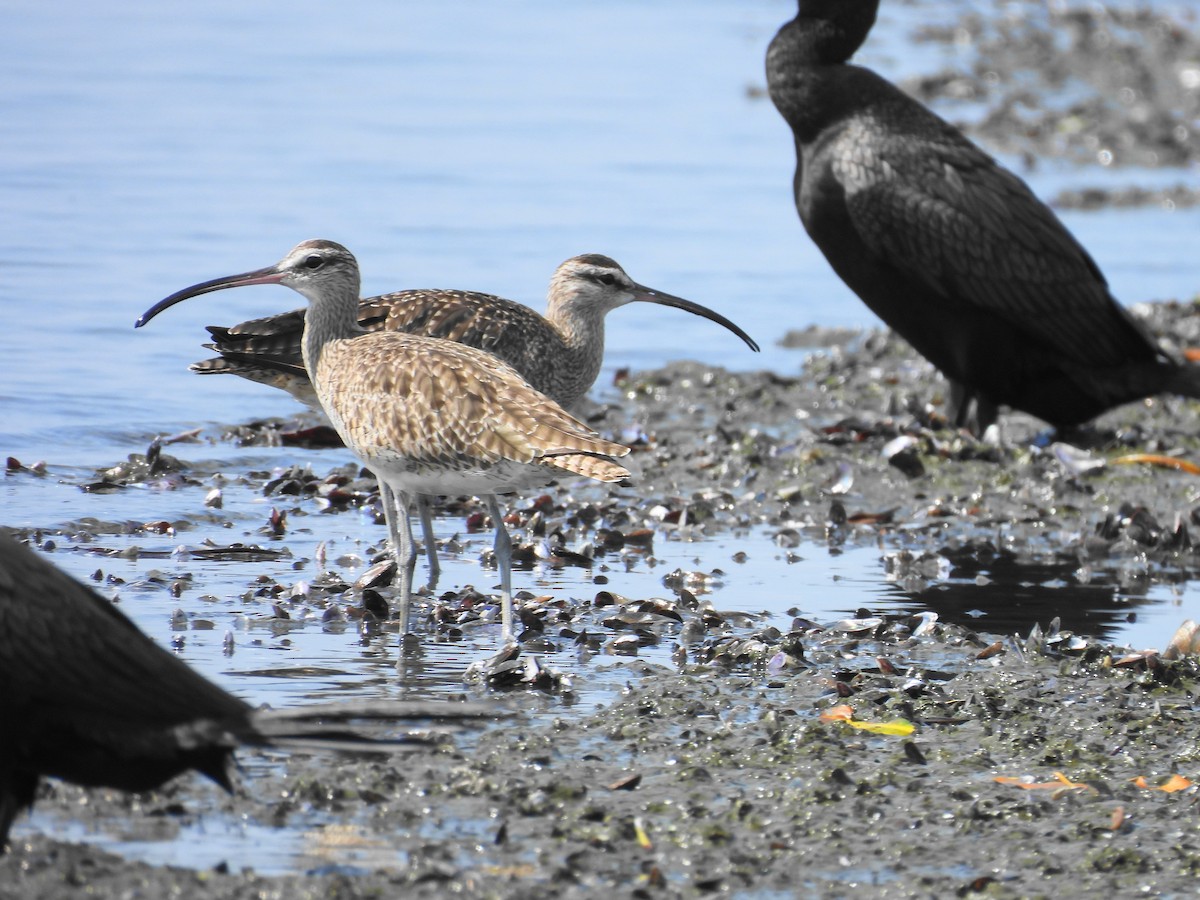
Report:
8,301,1200,898
6,0,1200,897
907,2,1200,171
906,1,1200,208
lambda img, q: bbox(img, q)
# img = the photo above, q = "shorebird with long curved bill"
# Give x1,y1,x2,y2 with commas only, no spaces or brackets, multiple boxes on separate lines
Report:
181,254,757,584
136,240,632,646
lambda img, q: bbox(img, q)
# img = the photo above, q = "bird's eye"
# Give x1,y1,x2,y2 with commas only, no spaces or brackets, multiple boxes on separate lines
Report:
303,254,324,270
595,273,618,286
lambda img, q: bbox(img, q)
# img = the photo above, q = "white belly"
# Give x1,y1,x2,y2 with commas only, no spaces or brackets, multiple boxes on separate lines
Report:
366,450,555,497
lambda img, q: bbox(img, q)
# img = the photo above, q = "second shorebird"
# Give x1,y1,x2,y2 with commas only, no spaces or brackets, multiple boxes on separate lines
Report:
191,253,759,412
186,255,758,582
136,240,632,644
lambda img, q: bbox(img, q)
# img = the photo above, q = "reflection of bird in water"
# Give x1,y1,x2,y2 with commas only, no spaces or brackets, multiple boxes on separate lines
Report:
0,532,490,849
136,240,632,645
186,253,755,584
766,0,1200,432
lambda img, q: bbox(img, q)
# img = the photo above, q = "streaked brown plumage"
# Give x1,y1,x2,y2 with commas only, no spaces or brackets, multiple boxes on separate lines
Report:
0,531,492,850
136,240,632,644
190,254,759,413
189,255,754,581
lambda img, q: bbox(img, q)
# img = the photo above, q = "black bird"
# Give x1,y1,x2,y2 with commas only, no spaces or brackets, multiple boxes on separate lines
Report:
0,531,490,851
766,0,1200,432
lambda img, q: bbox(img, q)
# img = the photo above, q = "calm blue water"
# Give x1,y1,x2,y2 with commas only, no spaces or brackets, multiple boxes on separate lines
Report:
3,0,1200,869
3,0,1198,453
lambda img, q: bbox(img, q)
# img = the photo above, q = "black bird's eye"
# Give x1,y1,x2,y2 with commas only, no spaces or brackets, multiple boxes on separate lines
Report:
595,273,618,286
303,254,324,270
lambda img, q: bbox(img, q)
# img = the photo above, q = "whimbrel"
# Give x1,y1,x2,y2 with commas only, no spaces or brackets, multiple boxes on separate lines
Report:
187,255,757,579
136,240,632,643
0,531,491,849
192,253,759,411
766,0,1200,433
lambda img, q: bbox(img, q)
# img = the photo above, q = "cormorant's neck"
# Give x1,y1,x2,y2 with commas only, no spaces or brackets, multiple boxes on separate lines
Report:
766,1,879,143
772,1,878,66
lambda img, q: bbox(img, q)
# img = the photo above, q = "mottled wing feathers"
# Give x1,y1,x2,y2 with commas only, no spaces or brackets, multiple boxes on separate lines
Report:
830,103,1157,367
539,450,630,483
201,289,552,363
206,307,307,347
194,289,579,403
381,289,514,350
193,351,307,378
380,291,576,398
314,334,629,481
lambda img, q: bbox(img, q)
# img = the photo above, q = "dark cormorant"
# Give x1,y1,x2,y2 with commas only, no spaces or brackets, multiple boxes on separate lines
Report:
0,532,489,850
766,0,1200,432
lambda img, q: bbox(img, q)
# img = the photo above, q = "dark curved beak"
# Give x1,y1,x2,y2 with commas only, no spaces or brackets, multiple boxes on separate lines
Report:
135,266,285,328
630,285,760,352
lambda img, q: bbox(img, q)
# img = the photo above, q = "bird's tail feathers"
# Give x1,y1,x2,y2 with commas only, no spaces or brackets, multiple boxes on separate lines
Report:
544,451,632,483
242,700,497,754
1165,360,1200,401
190,351,307,378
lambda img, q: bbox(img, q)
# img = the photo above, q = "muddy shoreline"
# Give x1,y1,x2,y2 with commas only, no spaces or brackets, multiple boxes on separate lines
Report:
7,0,1200,896
8,301,1200,898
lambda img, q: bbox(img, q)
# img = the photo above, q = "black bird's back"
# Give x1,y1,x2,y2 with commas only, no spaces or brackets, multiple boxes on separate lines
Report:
766,0,1197,430
0,533,251,843
0,532,498,851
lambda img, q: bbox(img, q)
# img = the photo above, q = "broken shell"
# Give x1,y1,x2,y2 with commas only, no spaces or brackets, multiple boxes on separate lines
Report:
354,559,396,591
881,435,918,460
827,617,884,635
608,634,642,656
1164,619,1200,659
1051,442,1105,477
826,461,854,495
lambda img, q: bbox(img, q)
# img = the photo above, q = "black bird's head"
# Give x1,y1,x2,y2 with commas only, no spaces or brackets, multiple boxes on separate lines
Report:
767,0,879,73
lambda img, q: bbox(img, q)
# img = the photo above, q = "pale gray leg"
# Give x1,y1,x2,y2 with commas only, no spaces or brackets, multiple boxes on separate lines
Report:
378,482,404,568
485,494,515,644
378,482,417,635
383,484,439,589
416,494,441,587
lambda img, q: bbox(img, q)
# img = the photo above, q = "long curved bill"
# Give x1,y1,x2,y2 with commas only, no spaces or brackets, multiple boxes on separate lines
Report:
631,284,760,352
135,266,286,328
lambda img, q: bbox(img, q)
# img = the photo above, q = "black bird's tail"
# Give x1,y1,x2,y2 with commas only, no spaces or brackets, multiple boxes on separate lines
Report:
0,530,502,853
242,700,497,755
1165,361,1200,402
